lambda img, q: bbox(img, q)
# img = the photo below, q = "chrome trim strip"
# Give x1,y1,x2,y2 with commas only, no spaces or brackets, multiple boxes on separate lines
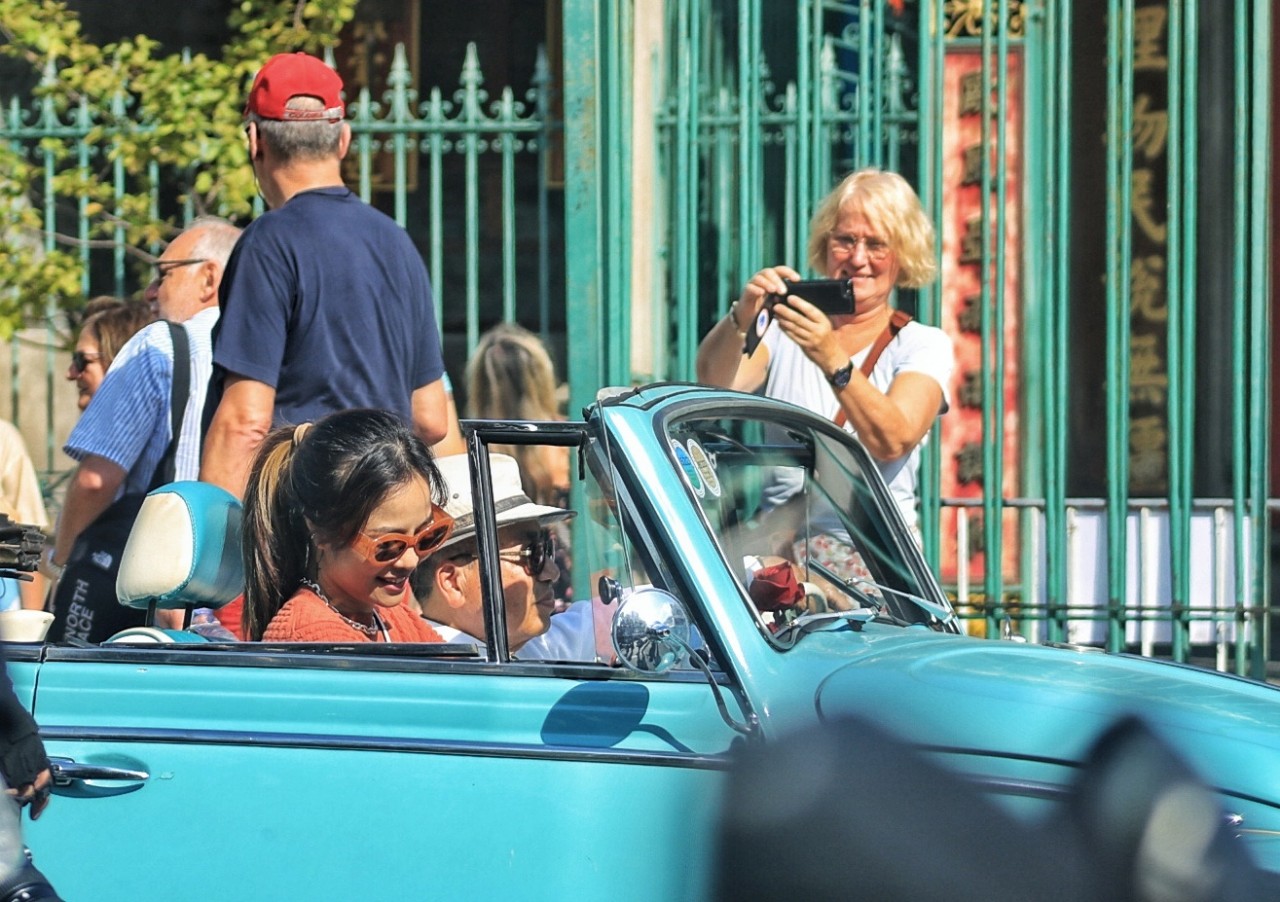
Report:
967,776,1073,802
35,646,727,682
39,725,732,771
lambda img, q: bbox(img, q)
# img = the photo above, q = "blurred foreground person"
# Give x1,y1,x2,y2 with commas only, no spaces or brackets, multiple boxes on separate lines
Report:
0,641,61,899
716,715,1276,902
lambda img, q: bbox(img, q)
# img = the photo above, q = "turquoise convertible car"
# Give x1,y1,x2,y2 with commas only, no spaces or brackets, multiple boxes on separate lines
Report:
8,384,1280,899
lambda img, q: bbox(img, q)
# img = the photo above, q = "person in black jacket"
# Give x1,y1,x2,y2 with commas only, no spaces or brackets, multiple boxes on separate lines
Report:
0,512,62,900
0,665,49,822
0,654,61,900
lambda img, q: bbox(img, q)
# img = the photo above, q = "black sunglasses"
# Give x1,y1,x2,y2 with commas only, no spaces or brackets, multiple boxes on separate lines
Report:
152,258,208,284
70,350,101,374
498,530,556,576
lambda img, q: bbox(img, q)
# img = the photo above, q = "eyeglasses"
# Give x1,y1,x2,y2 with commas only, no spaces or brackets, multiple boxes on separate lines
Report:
498,530,556,576
828,234,892,261
69,350,102,374
350,507,455,564
152,258,208,285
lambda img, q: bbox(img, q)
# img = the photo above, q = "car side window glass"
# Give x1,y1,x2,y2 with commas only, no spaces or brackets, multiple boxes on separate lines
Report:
432,433,684,665
549,433,712,672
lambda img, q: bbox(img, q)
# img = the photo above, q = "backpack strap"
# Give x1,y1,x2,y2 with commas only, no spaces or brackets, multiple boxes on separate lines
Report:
147,322,191,492
833,309,913,429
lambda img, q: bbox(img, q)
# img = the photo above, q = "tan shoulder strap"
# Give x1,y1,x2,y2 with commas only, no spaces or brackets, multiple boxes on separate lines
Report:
833,309,913,429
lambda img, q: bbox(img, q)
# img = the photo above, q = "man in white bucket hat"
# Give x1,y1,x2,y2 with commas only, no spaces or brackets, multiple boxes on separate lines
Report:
413,453,594,659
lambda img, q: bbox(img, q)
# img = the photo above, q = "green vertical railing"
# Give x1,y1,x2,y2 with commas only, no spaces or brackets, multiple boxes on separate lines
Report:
647,0,1274,674
917,0,946,571
1103,0,1133,654
1248,0,1273,677
1047,0,1072,644
1166,0,1193,661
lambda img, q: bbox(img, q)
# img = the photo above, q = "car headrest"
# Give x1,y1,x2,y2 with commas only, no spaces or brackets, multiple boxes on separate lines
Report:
116,481,244,611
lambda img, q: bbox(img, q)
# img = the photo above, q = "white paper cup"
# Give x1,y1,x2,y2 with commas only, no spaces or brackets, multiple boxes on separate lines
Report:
0,610,54,643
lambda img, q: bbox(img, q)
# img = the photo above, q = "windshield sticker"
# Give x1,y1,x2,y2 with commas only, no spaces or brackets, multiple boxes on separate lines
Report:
686,440,721,497
671,439,705,497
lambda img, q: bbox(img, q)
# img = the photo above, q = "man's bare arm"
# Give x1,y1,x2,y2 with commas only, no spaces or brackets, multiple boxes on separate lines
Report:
199,376,276,500
411,379,448,447
19,574,45,612
431,386,466,457
53,455,127,567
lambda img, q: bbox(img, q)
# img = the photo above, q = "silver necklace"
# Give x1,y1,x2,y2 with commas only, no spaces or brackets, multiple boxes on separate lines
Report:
300,578,390,641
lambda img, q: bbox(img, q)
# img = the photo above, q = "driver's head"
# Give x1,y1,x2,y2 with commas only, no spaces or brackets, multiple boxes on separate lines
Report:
413,454,574,650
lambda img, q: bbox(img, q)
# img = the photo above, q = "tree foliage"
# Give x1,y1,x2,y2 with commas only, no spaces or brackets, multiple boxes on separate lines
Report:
0,0,359,339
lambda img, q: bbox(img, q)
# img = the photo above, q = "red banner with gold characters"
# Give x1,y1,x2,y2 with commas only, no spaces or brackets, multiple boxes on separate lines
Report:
938,50,1023,583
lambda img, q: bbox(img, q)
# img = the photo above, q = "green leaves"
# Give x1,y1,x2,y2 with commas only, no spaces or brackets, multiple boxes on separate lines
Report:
0,0,358,336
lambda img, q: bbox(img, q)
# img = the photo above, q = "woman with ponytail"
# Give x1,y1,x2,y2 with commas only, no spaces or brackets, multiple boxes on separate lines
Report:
241,408,452,643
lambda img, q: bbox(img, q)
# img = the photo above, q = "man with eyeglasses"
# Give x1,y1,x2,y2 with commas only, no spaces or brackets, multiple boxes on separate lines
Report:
413,453,597,661
200,52,449,500
47,217,242,632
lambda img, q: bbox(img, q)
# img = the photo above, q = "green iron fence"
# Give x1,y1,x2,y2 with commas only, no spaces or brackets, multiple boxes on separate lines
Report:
1,40,560,483
624,0,1274,676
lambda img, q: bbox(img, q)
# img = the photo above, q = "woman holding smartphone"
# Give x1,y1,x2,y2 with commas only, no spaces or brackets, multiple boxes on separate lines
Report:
695,167,954,538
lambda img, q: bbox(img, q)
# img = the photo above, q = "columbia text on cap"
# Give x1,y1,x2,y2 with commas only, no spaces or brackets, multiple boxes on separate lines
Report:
245,52,345,122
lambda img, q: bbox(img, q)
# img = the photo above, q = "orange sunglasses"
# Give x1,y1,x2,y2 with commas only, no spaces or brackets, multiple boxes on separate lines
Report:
350,507,455,564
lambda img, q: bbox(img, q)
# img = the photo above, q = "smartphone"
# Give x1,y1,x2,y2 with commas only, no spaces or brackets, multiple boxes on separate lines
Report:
744,278,853,356
778,278,854,315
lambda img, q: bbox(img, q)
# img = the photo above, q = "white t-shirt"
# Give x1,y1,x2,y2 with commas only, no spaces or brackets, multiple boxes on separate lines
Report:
760,317,955,530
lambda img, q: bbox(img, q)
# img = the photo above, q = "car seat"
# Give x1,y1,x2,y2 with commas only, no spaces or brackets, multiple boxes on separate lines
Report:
108,481,244,644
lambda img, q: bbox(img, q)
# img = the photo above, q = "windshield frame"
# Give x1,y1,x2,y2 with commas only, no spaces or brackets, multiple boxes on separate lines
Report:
644,394,956,647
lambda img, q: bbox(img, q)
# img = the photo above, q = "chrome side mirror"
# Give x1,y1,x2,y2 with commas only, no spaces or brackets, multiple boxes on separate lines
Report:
611,587,692,674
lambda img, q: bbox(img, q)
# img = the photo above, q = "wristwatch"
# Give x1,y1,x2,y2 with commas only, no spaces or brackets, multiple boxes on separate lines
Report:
827,359,854,389
42,547,64,581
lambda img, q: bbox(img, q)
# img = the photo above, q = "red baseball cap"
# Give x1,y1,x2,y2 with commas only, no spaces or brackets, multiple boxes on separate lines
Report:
244,52,345,122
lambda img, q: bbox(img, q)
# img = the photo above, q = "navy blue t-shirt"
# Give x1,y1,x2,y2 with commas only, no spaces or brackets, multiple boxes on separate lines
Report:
209,187,444,427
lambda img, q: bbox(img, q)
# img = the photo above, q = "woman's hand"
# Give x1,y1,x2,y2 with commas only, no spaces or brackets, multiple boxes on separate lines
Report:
772,295,846,376
697,264,801,391
735,266,802,331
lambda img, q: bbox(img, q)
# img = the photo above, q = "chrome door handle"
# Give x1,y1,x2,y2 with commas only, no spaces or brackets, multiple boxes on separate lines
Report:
48,756,149,786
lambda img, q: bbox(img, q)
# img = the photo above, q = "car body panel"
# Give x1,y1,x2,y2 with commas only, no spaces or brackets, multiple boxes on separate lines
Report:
26,650,734,900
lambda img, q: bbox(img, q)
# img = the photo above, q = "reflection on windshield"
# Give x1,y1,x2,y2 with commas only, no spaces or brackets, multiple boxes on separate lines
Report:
666,414,947,640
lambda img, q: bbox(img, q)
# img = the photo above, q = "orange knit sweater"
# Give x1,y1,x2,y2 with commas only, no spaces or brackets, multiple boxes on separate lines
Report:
262,587,444,643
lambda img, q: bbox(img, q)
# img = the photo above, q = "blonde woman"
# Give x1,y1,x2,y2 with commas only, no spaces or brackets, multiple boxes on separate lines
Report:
696,167,954,533
465,323,569,507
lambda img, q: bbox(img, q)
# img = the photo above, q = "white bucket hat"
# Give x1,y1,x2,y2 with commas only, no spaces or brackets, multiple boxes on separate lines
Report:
432,453,573,553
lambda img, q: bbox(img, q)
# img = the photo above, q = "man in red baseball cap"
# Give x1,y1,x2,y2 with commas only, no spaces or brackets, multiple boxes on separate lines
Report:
201,52,449,499
243,51,346,122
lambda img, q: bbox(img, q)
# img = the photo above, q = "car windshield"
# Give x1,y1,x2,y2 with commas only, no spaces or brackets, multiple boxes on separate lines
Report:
664,411,947,641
